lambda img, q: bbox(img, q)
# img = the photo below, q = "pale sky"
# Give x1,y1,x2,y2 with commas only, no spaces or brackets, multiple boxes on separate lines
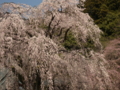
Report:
0,0,42,6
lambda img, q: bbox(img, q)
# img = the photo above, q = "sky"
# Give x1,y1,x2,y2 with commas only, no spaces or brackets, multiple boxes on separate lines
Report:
0,0,42,6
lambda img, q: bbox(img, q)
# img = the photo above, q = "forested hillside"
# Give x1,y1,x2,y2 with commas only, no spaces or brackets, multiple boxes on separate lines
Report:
84,0,120,37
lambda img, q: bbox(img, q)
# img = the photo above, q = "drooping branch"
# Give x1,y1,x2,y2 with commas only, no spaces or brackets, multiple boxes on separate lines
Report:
46,12,55,37
58,27,64,36
64,27,72,41
49,20,60,38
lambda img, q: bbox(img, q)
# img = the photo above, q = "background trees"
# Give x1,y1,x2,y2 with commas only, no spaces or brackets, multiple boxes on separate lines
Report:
84,0,120,37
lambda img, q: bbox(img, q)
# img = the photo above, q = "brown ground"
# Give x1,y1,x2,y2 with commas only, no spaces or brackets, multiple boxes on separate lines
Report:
104,38,120,89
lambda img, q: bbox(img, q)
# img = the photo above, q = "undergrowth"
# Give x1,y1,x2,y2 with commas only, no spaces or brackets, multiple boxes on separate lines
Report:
62,31,80,50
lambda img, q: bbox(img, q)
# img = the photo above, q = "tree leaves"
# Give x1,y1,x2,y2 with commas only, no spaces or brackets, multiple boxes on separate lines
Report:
84,0,120,37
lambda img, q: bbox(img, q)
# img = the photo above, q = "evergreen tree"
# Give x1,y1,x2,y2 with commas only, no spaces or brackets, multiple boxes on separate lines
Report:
84,0,120,37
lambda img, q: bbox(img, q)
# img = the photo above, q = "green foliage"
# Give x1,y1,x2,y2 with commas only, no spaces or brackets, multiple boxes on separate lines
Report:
84,0,120,38
84,38,94,49
39,24,48,29
100,35,111,48
62,31,80,50
99,12,120,36
99,33,119,49
83,37,100,51
84,0,105,20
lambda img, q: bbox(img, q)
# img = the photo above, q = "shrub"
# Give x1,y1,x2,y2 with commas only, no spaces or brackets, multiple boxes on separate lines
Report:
62,31,80,50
